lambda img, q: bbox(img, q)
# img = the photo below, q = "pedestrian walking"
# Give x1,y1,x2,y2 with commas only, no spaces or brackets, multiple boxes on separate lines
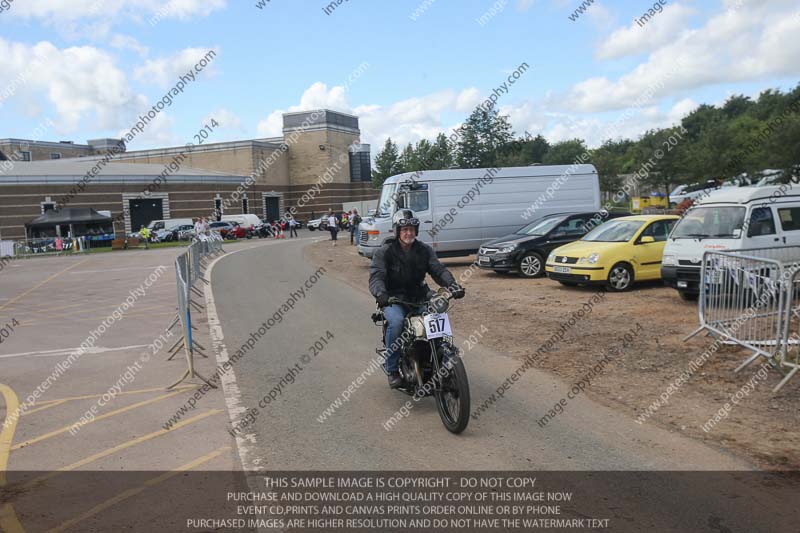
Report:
327,211,338,247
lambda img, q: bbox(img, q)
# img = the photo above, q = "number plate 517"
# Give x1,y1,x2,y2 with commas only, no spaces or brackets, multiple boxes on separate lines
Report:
423,313,452,339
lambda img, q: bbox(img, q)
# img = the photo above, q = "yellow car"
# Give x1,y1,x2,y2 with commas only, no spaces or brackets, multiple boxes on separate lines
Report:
545,215,679,291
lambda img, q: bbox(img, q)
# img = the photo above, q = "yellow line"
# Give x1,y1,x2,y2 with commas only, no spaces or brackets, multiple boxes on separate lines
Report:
21,400,68,416
0,259,89,313
11,390,185,451
0,384,20,487
33,385,195,406
24,410,222,489
0,504,25,533
47,446,231,533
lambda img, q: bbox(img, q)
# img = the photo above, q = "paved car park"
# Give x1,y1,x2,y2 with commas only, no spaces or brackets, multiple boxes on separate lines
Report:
0,239,294,531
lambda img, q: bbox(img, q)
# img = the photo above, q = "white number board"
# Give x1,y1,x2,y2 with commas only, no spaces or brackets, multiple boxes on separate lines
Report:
423,313,452,339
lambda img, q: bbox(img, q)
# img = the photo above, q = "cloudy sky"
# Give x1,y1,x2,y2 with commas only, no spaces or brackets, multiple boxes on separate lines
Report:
0,0,798,152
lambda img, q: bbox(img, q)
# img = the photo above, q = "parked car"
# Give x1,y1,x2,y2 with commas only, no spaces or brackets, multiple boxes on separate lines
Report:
477,211,631,278
357,165,601,258
307,217,327,231
157,224,194,242
226,222,247,239
209,221,235,238
662,185,800,300
545,215,679,291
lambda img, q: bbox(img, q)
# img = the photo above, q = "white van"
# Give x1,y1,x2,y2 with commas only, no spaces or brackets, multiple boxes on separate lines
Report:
357,165,600,258
145,218,194,233
222,214,262,228
662,185,800,300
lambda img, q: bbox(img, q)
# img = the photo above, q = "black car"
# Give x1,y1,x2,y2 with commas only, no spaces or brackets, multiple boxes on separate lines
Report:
476,212,630,278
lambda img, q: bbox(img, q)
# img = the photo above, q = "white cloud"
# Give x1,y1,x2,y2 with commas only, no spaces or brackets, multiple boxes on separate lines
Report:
597,3,696,60
6,0,226,23
110,34,149,57
516,0,536,11
0,38,141,132
134,47,219,88
559,0,800,113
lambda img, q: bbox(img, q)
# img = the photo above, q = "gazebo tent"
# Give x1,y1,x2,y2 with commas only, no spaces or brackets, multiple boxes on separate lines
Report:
25,208,114,239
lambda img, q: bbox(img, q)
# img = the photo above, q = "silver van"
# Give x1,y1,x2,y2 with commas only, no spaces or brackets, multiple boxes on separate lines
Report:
357,165,600,258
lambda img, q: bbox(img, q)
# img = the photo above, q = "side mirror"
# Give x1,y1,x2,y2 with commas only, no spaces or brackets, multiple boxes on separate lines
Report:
732,228,742,238
639,236,655,244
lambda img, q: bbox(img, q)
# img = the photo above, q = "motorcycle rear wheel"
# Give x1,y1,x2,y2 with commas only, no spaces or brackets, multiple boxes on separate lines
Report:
434,356,470,434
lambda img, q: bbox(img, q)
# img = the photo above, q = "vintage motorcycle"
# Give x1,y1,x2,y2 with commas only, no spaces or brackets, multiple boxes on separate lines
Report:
372,288,471,433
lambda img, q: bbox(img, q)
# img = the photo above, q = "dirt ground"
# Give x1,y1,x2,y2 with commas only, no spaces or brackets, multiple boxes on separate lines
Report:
305,239,800,471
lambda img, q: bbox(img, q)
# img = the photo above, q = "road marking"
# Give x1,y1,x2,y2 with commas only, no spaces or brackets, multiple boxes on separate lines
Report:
0,384,20,487
203,243,278,473
11,390,184,451
0,258,89,313
0,504,25,533
24,410,222,488
22,399,68,415
33,385,195,406
69,266,168,274
47,446,231,533
0,345,149,360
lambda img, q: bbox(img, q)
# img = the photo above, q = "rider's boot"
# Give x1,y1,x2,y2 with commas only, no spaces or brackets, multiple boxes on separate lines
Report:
387,371,402,389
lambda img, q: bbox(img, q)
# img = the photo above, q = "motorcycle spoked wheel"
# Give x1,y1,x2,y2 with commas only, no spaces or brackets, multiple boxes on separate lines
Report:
433,352,470,434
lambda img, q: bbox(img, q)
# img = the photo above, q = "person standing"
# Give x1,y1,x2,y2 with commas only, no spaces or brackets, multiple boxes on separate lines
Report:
288,213,299,238
350,208,361,245
201,217,210,237
327,211,338,247
139,225,150,249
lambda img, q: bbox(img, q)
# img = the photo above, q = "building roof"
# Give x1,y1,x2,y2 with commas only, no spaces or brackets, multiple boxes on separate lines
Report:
0,159,248,185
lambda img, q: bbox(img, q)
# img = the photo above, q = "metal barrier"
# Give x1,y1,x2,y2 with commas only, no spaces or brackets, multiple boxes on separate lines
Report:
166,236,225,389
687,246,800,392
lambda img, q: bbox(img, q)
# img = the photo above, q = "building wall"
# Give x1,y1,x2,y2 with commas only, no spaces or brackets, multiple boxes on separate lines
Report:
0,141,93,161
0,181,378,239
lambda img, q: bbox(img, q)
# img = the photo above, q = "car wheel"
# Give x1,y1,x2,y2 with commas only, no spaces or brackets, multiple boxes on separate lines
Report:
607,263,634,292
309,227,315,231
518,252,544,278
678,290,698,302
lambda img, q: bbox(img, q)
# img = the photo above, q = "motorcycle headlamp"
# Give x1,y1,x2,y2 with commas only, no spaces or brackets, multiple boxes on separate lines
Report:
429,295,450,314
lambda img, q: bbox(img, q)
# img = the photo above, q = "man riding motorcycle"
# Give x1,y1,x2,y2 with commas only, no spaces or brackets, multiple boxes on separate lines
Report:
369,209,465,388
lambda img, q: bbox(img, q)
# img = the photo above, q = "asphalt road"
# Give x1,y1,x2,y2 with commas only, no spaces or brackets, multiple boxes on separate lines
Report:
208,239,799,531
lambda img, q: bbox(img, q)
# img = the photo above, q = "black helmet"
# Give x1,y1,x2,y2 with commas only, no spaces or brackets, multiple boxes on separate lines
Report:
392,209,420,239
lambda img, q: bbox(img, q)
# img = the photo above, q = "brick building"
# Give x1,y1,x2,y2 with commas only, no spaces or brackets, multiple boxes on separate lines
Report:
0,109,376,239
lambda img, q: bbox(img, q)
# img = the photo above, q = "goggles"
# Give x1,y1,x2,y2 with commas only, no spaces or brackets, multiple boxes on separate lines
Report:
396,218,420,227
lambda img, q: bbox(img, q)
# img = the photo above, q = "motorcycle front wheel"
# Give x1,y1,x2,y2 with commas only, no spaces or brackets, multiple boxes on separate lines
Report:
434,356,470,434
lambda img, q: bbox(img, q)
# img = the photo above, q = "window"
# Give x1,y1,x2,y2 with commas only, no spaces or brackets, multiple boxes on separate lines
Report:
42,202,56,213
748,207,776,236
50,153,61,160
20,151,31,161
554,217,588,238
214,198,223,221
640,220,675,242
242,197,249,214
405,190,429,212
778,207,800,232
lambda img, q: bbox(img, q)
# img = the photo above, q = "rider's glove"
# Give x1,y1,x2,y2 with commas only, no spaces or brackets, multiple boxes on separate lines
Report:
376,293,391,307
450,285,466,299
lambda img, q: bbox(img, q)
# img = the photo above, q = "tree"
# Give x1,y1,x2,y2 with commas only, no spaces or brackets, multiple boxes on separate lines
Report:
591,139,635,192
455,107,514,168
542,139,588,165
497,133,550,166
399,143,418,172
372,138,401,188
429,133,454,169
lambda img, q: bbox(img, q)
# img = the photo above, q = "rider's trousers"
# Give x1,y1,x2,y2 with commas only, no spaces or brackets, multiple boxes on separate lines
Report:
383,304,407,373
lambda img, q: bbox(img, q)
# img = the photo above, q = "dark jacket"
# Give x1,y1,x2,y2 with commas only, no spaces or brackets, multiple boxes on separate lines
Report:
369,238,457,302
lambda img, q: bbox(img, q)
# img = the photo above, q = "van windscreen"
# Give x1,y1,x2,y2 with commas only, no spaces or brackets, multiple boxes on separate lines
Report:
671,206,745,239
